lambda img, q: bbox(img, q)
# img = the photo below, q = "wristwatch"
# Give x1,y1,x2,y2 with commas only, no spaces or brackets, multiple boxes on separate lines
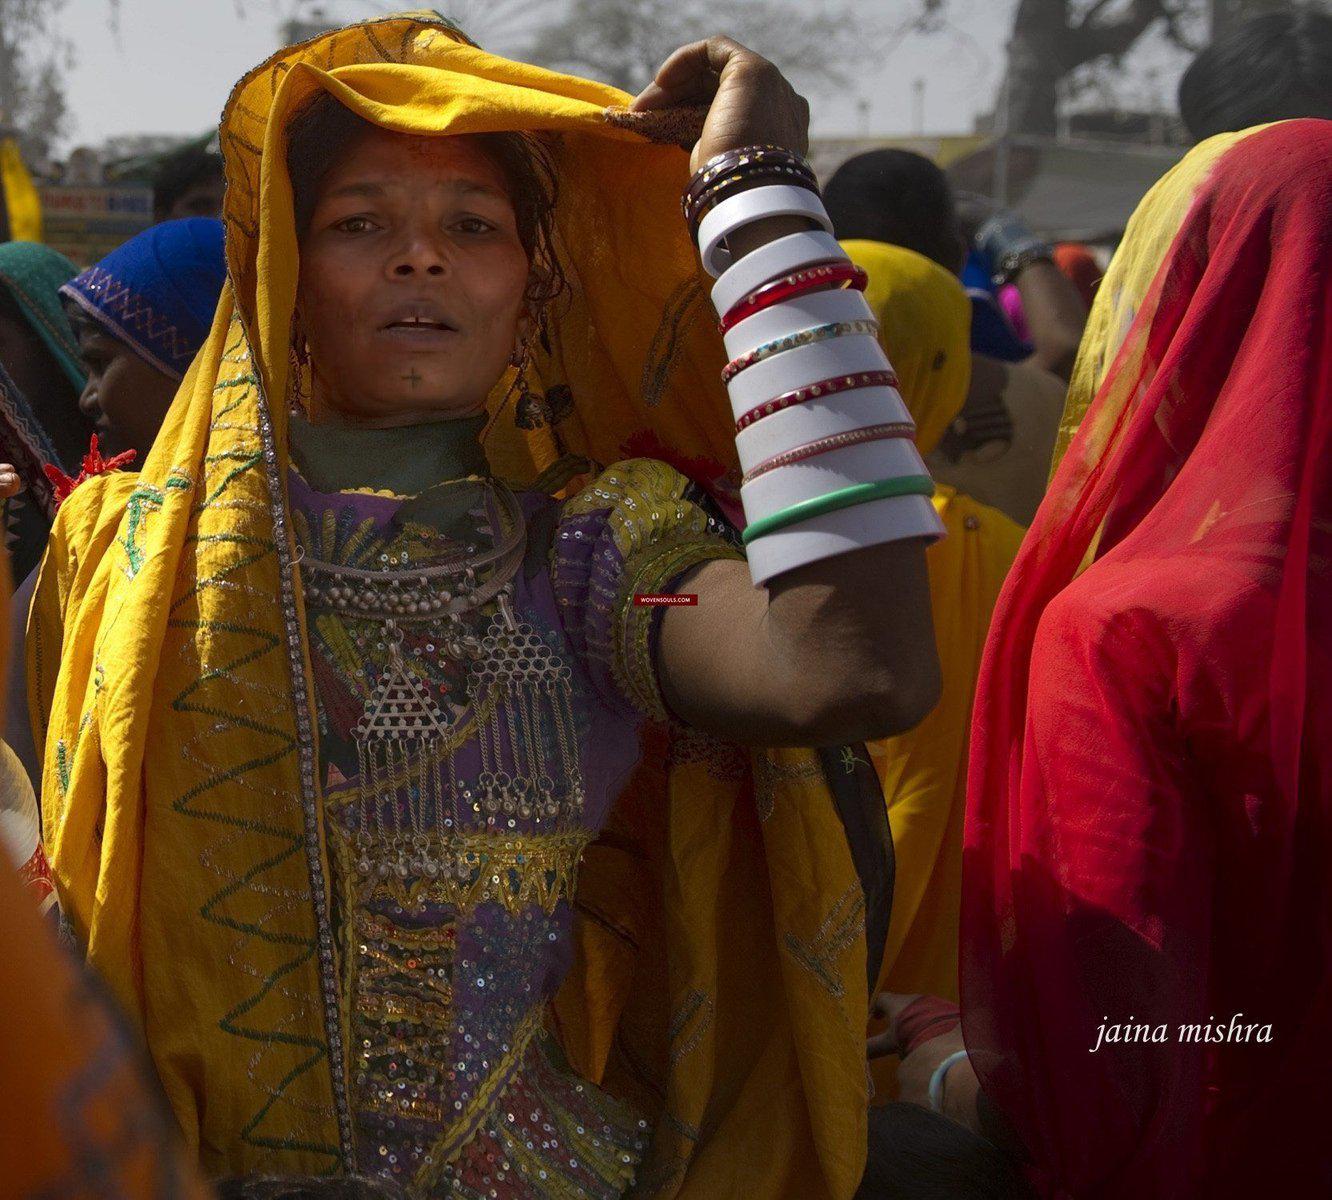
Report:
993,241,1055,287
975,212,1054,287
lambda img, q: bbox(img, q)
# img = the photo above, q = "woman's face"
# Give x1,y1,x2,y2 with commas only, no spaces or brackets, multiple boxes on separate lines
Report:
71,316,179,461
297,130,532,428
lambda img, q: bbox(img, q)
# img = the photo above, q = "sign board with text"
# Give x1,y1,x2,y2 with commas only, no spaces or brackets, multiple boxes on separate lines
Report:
37,185,153,265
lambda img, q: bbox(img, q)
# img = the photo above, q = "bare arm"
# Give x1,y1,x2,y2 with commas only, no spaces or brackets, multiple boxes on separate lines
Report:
658,539,938,747
929,355,1067,528
633,38,941,748
5,566,40,788
1012,258,1088,381
972,208,1087,381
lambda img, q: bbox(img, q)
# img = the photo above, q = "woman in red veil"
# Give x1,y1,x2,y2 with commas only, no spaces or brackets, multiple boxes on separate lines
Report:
893,120,1332,1198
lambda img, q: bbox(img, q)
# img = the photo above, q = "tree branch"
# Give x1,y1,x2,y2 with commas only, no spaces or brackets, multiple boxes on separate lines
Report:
1080,0,1121,23
1066,0,1182,65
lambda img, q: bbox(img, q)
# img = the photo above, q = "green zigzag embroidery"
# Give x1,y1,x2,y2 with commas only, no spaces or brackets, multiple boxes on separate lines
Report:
118,470,194,578
54,714,92,798
162,352,339,1167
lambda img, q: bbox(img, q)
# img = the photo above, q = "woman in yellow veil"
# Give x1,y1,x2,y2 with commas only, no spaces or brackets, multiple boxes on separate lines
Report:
27,15,946,1198
839,242,1025,1099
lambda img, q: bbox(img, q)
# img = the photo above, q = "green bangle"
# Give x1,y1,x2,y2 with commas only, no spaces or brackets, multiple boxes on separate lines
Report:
741,475,935,545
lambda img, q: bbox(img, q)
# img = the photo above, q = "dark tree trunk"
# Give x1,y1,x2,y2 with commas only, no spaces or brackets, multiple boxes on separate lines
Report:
1005,0,1071,135
1000,0,1189,135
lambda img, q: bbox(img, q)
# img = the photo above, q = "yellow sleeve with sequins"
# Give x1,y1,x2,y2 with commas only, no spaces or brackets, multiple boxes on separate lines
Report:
551,458,745,723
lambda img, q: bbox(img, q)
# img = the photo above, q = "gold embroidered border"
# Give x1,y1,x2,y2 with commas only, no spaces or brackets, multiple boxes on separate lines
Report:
615,537,745,723
335,827,594,916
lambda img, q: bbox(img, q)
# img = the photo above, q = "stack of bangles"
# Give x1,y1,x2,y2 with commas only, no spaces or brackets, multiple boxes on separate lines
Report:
688,145,945,584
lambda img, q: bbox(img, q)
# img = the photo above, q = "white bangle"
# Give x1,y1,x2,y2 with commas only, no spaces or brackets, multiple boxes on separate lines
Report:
734,387,913,475
928,1049,972,1115
697,184,833,278
710,229,846,319
740,439,928,521
746,494,943,586
722,286,877,360
725,333,888,415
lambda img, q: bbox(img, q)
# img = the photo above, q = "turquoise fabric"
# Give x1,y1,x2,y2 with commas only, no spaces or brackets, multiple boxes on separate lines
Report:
0,241,86,390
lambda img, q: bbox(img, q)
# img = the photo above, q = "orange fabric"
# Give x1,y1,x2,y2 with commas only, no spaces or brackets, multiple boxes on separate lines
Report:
0,540,208,1197
1052,243,1100,308
0,858,212,1198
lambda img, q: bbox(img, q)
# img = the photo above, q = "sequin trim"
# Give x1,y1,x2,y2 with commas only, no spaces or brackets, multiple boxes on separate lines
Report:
332,825,592,915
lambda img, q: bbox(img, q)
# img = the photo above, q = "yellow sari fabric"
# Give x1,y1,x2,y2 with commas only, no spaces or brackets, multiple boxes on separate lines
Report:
0,136,42,242
842,242,1025,1095
1051,126,1266,473
30,14,870,1194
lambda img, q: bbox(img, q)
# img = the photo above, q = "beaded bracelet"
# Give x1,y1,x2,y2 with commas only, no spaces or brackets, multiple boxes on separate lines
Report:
741,475,935,546
734,369,900,432
718,262,869,334
684,145,817,235
687,161,820,239
686,144,811,203
740,421,916,485
721,318,879,384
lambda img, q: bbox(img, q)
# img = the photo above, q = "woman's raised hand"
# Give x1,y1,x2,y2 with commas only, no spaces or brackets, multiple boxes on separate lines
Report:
631,36,810,173
0,464,21,499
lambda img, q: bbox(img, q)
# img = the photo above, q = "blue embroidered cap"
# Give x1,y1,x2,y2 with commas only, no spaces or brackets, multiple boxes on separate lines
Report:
60,217,226,381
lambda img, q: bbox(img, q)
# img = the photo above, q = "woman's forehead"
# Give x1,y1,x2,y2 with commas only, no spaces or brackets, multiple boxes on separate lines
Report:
314,129,512,198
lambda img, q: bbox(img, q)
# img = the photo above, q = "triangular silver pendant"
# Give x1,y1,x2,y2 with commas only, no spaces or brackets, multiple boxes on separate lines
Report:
355,639,451,742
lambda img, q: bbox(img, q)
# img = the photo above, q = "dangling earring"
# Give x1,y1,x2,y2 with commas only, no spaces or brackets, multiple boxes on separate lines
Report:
289,314,311,413
506,329,551,431
511,347,544,431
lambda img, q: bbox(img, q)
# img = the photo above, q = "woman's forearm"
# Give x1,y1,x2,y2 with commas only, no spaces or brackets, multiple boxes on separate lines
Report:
659,537,938,748
762,537,939,739
1014,259,1087,380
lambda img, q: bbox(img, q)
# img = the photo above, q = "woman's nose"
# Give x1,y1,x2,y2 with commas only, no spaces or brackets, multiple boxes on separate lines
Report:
389,232,449,278
78,380,101,421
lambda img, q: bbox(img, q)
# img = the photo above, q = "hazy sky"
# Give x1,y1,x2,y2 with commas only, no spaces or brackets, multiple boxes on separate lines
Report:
53,0,1190,152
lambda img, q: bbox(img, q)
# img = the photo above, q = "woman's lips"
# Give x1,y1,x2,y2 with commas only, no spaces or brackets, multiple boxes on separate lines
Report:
376,322,461,348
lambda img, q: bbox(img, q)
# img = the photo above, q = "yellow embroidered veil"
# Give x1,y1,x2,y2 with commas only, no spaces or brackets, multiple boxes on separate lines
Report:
30,14,874,1196
842,242,1025,1096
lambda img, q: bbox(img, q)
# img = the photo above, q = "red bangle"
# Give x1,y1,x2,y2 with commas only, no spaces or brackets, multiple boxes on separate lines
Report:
719,262,868,334
893,995,962,1057
735,368,900,433
741,421,915,485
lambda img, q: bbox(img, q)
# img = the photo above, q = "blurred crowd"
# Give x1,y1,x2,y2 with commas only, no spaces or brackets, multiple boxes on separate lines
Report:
0,7,1330,1200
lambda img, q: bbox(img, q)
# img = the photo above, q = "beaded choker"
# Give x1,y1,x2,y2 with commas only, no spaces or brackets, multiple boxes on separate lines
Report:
298,481,527,624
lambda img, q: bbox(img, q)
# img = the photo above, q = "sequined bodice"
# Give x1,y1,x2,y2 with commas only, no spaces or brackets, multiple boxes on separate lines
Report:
290,466,645,1197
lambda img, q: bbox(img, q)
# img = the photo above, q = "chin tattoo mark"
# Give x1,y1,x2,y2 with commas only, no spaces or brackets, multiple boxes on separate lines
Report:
402,369,424,388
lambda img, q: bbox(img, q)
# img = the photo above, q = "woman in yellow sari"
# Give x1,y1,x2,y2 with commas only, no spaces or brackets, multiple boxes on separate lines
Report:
840,242,1026,1099
28,15,944,1198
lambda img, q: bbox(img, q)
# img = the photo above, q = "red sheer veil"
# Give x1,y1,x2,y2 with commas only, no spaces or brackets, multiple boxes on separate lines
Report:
962,120,1332,1197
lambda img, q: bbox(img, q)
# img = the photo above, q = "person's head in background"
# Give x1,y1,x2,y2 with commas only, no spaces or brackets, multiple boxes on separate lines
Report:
824,148,966,276
0,243,91,469
1179,9,1332,142
151,143,225,223
60,218,227,461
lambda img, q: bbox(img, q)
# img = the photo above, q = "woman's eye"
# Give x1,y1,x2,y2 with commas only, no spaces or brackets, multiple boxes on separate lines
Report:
334,215,377,234
454,217,494,235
